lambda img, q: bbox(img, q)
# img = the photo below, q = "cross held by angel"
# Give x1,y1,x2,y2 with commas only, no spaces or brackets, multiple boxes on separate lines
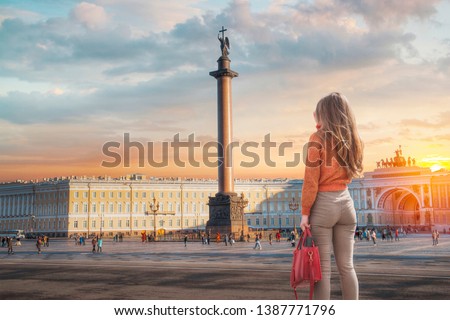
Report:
218,26,230,57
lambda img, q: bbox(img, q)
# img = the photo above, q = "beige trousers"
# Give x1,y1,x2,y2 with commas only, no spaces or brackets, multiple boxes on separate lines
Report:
309,189,359,300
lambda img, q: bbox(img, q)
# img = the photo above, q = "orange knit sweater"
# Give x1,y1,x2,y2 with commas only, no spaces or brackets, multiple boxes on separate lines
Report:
301,131,351,215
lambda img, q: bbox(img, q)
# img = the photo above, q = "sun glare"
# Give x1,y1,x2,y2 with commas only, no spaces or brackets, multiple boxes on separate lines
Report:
430,164,443,172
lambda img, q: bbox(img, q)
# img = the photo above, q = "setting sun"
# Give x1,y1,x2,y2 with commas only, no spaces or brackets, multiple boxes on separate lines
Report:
419,156,450,172
430,164,444,172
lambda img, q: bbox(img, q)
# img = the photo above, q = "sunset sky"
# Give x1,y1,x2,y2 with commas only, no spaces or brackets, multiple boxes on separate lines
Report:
1,0,450,182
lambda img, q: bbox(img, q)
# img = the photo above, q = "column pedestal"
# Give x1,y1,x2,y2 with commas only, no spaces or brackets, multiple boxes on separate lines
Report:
206,192,248,239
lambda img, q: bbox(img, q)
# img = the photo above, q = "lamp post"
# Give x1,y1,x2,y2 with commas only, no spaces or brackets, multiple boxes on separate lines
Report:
145,197,175,241
289,197,299,234
147,197,159,239
237,192,249,240
99,213,104,237
30,215,36,234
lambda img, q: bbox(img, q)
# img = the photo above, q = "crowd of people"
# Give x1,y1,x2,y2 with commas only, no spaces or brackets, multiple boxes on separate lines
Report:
2,227,447,256
355,227,407,245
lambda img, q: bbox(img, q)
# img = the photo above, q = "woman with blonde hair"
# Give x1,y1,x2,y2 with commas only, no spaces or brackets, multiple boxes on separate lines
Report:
300,92,364,300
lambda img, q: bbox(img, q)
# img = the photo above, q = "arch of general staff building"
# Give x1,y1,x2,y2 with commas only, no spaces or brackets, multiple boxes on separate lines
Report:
0,167,449,238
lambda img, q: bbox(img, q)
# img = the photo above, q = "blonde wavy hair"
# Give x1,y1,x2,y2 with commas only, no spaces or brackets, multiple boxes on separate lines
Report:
315,92,364,178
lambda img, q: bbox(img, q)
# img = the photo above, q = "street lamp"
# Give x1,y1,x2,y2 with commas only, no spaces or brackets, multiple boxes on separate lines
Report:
145,197,175,241
30,215,36,234
289,197,299,234
147,197,160,238
99,213,104,237
237,192,249,240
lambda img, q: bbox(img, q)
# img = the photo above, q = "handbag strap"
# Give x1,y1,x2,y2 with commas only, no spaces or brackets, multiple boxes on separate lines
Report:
309,250,315,300
296,227,316,250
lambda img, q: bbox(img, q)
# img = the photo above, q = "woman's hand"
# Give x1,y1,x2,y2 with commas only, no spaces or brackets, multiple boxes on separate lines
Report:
300,214,310,231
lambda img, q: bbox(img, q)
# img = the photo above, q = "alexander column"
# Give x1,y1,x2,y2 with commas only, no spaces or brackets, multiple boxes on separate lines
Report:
207,27,248,239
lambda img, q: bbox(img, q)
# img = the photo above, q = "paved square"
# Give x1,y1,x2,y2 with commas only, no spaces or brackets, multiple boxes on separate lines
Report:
1,234,449,299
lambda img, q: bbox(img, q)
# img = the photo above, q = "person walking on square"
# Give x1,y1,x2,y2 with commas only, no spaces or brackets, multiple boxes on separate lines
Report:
253,234,262,250
184,235,188,247
36,237,42,254
432,230,437,246
269,233,273,245
276,231,281,242
97,237,103,253
371,229,377,246
92,237,97,253
229,233,234,246
224,233,228,246
300,92,363,300
7,237,14,254
216,232,221,244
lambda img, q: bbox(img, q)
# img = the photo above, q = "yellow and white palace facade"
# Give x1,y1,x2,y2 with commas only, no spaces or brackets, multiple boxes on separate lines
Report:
1,166,449,237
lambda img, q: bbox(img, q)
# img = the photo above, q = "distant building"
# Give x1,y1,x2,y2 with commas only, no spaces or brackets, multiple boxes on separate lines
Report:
1,165,449,237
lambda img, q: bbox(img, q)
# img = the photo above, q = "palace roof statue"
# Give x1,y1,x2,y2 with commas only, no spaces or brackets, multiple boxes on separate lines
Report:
376,145,416,169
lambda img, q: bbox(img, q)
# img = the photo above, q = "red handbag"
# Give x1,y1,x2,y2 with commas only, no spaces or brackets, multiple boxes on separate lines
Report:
290,227,322,300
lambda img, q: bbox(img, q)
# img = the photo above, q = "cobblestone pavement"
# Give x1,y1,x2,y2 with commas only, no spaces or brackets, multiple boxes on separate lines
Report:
0,234,449,299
